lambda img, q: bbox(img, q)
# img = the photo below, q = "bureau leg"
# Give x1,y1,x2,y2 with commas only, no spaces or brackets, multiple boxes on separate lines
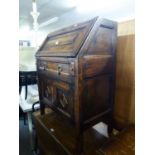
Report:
108,123,113,136
75,134,83,155
107,116,113,137
27,112,34,151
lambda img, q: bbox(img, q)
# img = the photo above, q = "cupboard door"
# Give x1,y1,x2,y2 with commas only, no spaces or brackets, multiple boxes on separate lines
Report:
41,78,74,119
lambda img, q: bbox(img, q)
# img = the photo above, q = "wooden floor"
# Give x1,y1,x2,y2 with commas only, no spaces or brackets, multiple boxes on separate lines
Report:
34,110,135,155
96,126,135,155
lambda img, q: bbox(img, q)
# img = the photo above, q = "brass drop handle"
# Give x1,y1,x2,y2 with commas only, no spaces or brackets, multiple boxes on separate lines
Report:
70,62,75,75
39,66,45,70
39,66,46,71
57,65,62,75
39,62,47,71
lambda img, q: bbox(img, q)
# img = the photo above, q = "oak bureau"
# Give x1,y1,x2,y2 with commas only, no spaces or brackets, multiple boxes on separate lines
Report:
35,16,117,154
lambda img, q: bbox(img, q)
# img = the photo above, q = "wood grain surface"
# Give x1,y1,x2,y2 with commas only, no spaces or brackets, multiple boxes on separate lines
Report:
114,20,135,129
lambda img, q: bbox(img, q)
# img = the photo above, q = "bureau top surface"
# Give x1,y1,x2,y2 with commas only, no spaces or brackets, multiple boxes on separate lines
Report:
36,17,117,58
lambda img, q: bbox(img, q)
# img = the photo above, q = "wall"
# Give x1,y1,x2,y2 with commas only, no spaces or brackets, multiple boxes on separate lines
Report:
114,20,135,129
19,47,37,71
37,7,134,46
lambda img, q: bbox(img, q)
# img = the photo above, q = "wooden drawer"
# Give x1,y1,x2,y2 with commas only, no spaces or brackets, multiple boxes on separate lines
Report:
37,60,75,83
36,17,97,57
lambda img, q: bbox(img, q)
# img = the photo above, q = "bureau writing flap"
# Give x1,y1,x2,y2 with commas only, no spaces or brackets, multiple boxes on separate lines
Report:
36,17,98,57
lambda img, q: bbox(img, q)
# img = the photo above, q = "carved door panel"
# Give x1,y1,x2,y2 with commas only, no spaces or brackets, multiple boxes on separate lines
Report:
42,78,74,119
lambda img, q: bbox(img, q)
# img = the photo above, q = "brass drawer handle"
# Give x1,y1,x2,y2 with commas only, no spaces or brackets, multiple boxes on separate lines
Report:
39,61,47,71
39,66,45,70
70,62,75,75
57,65,62,75
39,65,47,71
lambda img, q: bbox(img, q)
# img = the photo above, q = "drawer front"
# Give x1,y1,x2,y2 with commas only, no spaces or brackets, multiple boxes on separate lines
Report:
39,77,74,119
36,17,97,57
37,60,75,84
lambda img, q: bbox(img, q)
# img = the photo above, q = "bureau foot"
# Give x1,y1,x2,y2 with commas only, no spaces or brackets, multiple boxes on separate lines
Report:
107,124,113,137
75,133,83,155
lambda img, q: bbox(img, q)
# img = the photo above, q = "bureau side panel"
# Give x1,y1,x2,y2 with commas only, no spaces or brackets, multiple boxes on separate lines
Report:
80,19,117,125
78,18,117,57
82,75,112,120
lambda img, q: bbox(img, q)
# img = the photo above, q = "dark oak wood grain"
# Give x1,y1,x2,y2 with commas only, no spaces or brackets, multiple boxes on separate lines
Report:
36,17,117,154
114,20,135,129
37,17,98,57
